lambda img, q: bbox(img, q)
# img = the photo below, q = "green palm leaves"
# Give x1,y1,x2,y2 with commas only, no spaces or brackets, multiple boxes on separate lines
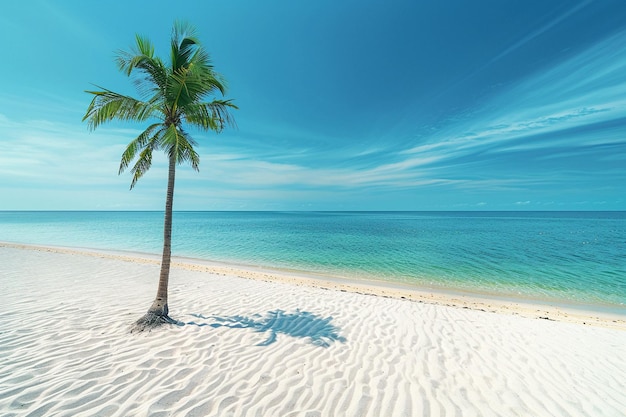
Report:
83,21,236,189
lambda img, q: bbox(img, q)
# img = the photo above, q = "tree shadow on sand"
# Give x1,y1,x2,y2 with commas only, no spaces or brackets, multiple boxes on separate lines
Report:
187,309,347,347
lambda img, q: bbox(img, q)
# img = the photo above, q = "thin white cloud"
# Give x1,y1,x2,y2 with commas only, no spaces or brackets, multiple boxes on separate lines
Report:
132,28,626,201
187,28,626,195
396,28,626,175
0,117,138,188
3,26,625,209
484,0,593,68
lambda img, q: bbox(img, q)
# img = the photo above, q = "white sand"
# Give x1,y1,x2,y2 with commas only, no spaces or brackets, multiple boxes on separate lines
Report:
1,244,625,417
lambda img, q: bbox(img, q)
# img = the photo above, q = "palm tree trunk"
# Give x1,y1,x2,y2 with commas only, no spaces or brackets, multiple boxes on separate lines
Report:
151,152,176,314
132,153,179,331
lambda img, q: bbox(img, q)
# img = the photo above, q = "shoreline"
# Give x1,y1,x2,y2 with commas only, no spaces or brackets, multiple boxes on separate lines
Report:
2,241,624,330
2,242,625,416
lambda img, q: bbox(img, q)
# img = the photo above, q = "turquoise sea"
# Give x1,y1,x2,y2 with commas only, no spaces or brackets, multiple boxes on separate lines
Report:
1,211,624,313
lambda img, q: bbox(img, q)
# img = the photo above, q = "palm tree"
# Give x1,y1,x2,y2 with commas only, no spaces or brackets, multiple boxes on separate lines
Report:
83,22,236,331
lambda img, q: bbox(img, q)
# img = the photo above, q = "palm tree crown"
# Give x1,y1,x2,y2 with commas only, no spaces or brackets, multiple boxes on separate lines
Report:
84,21,236,188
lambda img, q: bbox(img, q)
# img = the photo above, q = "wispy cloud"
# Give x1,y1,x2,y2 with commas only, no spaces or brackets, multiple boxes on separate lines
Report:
2,15,624,210
483,0,593,69
0,116,145,189
386,29,626,182
203,28,626,200
189,24,626,196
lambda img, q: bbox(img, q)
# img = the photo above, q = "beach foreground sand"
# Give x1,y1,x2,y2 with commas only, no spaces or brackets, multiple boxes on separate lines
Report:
1,244,625,416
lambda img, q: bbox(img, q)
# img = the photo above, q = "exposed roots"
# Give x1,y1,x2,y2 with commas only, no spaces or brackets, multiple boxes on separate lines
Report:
131,310,184,333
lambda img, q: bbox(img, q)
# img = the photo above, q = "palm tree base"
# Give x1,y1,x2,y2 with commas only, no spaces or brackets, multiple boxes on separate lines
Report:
131,306,184,332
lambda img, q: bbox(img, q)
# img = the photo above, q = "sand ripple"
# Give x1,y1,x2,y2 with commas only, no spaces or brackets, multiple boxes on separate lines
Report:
1,246,625,416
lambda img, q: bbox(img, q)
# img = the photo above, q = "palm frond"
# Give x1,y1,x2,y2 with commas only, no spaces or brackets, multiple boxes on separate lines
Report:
160,125,200,170
129,146,153,190
183,100,238,132
186,47,225,97
175,37,199,70
83,88,157,130
116,37,168,99
167,64,229,111
171,21,200,72
167,22,226,107
128,131,166,189
119,123,165,174
197,66,227,97
175,129,200,171
116,35,154,74
132,59,168,99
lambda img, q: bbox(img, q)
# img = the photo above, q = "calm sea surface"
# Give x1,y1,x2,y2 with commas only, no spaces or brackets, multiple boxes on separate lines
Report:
1,211,624,312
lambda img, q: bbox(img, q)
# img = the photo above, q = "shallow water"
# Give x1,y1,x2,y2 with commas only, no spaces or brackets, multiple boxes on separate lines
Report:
1,211,624,310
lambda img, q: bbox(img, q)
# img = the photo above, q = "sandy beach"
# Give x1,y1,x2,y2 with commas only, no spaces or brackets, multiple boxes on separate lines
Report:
1,244,625,416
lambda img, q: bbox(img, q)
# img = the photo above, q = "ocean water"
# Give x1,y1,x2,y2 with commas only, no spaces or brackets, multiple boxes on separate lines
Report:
1,211,624,312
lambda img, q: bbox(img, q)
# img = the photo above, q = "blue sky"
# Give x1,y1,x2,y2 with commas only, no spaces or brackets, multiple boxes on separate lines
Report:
0,0,625,211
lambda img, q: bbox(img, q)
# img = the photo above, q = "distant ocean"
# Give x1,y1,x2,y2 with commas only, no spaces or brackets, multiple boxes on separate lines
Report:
1,211,624,313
